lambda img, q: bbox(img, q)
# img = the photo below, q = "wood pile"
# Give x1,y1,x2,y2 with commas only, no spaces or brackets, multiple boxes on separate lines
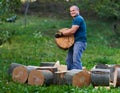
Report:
8,62,120,88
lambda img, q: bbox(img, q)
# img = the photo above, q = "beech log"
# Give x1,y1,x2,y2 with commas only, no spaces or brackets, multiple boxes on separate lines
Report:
12,66,28,83
91,69,110,86
28,70,54,85
12,66,39,83
64,69,91,87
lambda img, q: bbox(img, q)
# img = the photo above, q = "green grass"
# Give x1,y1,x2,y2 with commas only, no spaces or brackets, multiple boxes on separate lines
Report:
0,15,120,93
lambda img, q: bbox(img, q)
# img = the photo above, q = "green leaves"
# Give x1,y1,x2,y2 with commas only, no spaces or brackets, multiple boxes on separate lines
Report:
0,0,21,21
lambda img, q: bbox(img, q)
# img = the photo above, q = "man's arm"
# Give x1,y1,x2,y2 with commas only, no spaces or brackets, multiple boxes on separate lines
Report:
62,25,79,36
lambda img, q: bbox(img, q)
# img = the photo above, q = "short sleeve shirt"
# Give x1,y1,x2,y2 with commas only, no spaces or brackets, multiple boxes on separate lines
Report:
72,15,87,42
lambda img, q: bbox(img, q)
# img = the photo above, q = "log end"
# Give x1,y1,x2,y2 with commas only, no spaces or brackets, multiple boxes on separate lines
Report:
28,70,44,86
12,66,28,84
72,70,91,87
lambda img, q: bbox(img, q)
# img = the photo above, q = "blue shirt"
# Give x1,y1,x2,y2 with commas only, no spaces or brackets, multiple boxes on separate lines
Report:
72,15,87,42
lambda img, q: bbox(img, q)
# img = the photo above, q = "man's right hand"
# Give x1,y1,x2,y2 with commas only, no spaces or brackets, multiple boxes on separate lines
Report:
55,32,63,38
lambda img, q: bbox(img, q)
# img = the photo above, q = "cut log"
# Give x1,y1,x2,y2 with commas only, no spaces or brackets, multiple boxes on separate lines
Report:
113,68,120,87
40,62,56,67
54,71,68,84
64,69,91,87
8,63,23,75
92,64,120,83
28,70,54,85
12,66,28,84
55,28,74,50
91,69,110,86
12,66,39,83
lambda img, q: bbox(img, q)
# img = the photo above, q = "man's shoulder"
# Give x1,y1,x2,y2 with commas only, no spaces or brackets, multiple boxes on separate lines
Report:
74,15,84,21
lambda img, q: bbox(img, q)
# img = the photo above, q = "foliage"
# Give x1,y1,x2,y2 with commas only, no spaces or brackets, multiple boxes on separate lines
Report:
0,0,21,21
0,15,120,92
24,0,120,20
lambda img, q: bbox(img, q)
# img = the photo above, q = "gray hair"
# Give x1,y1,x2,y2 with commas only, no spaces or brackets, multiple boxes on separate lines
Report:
70,5,79,11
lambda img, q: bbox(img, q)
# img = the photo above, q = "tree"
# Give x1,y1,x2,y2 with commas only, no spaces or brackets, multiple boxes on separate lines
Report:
0,0,21,21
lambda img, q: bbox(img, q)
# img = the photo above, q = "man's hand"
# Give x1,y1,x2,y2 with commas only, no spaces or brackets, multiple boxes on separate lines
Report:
55,32,63,38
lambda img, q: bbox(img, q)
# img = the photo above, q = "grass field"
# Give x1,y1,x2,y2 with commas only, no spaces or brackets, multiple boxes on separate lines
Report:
0,15,120,93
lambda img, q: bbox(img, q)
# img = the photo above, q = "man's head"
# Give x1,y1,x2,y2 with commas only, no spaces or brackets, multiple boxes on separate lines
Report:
70,5,80,17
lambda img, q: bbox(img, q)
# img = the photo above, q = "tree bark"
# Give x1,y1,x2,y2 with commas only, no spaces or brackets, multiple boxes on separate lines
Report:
8,63,24,75
40,62,56,67
91,69,110,86
54,71,68,84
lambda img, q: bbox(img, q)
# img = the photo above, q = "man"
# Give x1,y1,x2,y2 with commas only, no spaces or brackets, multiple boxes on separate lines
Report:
55,5,87,70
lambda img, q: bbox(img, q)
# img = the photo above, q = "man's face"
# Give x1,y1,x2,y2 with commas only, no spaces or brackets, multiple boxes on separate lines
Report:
70,6,79,17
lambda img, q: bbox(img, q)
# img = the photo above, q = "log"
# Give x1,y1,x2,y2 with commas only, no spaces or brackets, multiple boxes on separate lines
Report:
8,63,23,75
12,66,28,84
64,69,91,87
54,71,68,84
40,62,56,67
93,64,120,83
12,65,39,83
91,69,110,86
28,70,54,85
55,28,74,50
113,68,120,87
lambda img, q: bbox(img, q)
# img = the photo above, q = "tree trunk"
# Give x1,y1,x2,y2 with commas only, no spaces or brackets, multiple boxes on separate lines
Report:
113,68,120,87
91,69,110,86
64,69,91,87
28,70,54,86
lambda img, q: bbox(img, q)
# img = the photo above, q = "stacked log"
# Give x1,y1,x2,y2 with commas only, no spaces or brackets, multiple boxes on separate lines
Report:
54,69,91,87
12,65,57,84
9,62,120,88
93,64,119,83
28,70,54,86
12,65,39,83
91,69,110,86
